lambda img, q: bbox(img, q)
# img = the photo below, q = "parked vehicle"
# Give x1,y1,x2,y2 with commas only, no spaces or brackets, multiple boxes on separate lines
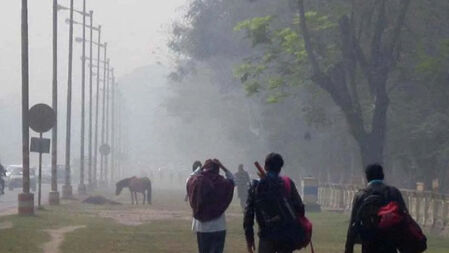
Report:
6,165,37,191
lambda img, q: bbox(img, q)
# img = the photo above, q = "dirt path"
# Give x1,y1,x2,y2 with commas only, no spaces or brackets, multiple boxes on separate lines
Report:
97,208,243,226
42,225,86,253
0,221,13,230
98,209,191,226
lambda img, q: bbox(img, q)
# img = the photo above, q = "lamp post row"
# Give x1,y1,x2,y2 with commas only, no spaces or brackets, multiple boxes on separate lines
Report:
19,0,121,215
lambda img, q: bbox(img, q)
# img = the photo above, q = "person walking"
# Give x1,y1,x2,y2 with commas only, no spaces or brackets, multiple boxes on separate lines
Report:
0,162,5,195
345,164,411,253
244,153,305,253
234,164,250,210
187,159,235,253
185,160,203,202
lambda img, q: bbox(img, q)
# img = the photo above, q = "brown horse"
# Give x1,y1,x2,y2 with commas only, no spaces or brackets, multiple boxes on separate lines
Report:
115,177,152,205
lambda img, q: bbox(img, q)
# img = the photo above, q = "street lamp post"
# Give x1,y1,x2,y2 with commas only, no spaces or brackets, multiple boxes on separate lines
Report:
62,0,74,199
100,47,108,185
94,27,102,188
18,0,34,216
88,10,94,190
104,65,111,184
117,91,122,178
78,0,87,195
49,0,60,205
59,3,90,198
72,23,100,192
110,71,115,183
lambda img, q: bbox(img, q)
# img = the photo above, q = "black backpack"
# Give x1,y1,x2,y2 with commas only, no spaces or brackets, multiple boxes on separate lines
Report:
353,189,388,242
254,177,305,250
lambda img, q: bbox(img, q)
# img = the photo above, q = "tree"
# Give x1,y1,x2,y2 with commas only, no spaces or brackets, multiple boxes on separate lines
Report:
235,0,412,166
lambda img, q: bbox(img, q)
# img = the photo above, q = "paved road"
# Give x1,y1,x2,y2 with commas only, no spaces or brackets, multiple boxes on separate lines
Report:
0,184,51,215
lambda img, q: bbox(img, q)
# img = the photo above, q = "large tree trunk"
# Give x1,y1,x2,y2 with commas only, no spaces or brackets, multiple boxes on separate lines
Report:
297,0,409,169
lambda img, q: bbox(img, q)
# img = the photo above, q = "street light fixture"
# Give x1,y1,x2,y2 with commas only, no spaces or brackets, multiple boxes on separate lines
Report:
76,38,104,47
67,19,99,31
57,4,90,17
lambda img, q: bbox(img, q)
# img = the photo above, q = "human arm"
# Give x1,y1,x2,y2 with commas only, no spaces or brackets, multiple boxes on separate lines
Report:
391,187,408,213
289,179,305,217
345,193,362,253
243,181,257,253
214,159,235,185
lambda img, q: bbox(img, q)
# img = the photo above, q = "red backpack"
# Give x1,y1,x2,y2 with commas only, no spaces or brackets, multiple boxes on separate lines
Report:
377,201,427,253
282,177,314,253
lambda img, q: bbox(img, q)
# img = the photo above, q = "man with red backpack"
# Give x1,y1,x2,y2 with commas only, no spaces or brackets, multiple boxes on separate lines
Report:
345,163,427,253
244,153,308,253
187,159,235,253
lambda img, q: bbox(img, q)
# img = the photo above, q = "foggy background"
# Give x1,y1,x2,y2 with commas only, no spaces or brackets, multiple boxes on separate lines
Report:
1,0,448,192
0,0,184,166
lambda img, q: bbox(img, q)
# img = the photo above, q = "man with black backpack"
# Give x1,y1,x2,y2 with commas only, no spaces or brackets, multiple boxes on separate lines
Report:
345,163,426,253
244,153,307,253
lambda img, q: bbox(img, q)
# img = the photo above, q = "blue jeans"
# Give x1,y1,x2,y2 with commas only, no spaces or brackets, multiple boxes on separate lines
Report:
196,231,226,253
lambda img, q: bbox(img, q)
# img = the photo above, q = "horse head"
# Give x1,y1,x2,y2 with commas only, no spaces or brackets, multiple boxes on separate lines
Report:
115,177,132,195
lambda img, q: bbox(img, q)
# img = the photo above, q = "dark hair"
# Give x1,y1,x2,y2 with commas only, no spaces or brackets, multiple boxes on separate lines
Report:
365,163,384,182
192,161,202,172
265,153,284,173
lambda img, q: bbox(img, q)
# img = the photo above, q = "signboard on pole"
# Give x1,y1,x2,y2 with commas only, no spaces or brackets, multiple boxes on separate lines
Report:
30,137,51,153
29,104,56,133
29,103,56,209
99,144,111,156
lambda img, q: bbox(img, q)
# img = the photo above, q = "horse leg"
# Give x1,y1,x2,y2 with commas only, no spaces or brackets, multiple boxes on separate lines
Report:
143,192,146,205
130,190,134,205
134,192,138,205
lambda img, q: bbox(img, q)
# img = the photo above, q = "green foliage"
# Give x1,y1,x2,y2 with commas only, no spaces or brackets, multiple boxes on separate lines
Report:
234,16,273,47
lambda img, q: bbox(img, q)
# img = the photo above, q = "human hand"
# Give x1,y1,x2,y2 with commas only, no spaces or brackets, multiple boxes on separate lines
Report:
213,159,227,171
247,241,255,253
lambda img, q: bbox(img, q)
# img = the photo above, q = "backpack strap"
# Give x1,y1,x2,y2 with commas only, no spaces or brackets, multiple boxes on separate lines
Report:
281,176,291,195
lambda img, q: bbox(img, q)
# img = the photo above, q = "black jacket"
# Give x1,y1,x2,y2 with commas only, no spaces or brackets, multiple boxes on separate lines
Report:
243,175,305,245
345,182,408,253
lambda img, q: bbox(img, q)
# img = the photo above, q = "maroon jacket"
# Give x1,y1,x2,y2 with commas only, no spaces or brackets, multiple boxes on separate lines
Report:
187,169,234,222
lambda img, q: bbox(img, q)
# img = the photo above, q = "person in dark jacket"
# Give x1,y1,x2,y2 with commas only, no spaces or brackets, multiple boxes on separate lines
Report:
234,164,251,210
244,153,305,253
0,162,5,195
185,161,203,202
345,163,408,253
187,159,235,253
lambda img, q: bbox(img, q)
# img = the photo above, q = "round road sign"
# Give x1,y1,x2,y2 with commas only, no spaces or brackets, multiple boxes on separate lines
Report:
29,104,56,133
99,144,111,156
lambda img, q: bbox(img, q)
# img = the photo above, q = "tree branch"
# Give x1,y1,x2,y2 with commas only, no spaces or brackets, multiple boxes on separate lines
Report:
387,0,412,66
297,0,321,76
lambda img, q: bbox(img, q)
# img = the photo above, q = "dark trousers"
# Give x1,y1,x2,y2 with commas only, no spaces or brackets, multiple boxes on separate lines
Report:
258,239,292,253
362,242,397,253
197,231,226,253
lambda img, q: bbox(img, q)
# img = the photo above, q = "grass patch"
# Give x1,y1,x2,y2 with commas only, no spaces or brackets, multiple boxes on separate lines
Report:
0,189,447,253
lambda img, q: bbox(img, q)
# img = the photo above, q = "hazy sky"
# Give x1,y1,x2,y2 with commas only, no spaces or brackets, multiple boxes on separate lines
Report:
0,0,186,101
0,0,187,164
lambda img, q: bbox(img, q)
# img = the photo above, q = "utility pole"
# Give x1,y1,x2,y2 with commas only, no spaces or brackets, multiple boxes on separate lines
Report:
117,91,121,178
63,0,74,199
93,26,102,188
105,64,111,184
49,0,60,205
88,10,94,190
19,0,34,216
111,71,115,183
100,44,108,185
78,0,87,195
